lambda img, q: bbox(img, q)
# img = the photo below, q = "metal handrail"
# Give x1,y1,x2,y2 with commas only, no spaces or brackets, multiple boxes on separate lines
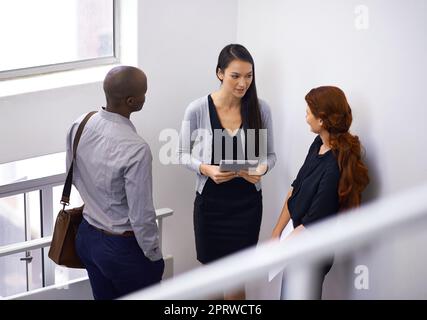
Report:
0,208,173,258
0,174,65,198
0,152,66,198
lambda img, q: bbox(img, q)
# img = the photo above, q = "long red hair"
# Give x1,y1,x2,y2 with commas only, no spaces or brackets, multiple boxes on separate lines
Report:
305,86,369,210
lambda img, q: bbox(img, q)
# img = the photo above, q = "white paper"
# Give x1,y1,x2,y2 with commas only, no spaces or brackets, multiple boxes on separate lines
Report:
268,219,294,282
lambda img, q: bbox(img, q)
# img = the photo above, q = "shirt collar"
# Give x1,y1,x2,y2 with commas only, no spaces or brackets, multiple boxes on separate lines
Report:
99,108,137,132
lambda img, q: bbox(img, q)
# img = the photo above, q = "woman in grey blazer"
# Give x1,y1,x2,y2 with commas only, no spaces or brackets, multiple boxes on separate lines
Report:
178,44,276,299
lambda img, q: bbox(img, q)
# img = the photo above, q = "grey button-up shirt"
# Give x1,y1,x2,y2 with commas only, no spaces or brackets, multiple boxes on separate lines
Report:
66,109,162,261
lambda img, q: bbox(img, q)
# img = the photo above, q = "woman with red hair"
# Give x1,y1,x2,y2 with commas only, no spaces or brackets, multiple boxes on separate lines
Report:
272,86,369,299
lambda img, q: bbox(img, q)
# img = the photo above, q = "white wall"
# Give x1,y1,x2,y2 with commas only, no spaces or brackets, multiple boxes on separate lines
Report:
0,0,238,275
135,0,238,274
237,0,427,298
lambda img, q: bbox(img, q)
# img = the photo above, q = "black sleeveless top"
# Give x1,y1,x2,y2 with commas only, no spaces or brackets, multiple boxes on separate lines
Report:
202,95,259,197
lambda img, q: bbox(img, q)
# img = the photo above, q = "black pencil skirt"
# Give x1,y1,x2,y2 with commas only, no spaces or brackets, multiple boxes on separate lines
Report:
193,179,263,264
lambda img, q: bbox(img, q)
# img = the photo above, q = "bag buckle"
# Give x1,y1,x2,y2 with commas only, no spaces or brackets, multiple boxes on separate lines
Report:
60,200,70,211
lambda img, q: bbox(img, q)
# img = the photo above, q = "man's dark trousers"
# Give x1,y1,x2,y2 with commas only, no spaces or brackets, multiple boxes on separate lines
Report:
76,218,164,300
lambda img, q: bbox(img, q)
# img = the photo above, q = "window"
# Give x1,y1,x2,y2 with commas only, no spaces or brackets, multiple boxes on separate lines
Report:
0,0,117,79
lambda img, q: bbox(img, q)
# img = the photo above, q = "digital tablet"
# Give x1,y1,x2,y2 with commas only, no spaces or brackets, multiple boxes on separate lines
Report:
219,159,259,172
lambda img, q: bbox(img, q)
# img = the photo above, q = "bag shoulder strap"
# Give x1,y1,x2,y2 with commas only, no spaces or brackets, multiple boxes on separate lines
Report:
61,111,97,206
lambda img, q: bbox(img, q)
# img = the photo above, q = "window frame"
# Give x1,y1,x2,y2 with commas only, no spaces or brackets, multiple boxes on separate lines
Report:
0,0,120,81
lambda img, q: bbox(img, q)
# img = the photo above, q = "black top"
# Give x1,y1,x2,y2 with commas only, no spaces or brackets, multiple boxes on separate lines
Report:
202,95,258,197
208,95,245,164
288,135,340,228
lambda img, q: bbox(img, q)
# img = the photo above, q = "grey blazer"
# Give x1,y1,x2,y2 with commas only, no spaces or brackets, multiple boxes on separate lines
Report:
177,95,276,194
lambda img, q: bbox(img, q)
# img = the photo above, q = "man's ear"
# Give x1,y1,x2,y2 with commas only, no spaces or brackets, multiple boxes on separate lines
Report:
126,97,135,106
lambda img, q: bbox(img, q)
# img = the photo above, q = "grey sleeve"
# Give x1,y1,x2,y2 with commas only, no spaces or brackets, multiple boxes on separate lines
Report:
177,101,203,173
260,100,277,173
124,144,163,261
